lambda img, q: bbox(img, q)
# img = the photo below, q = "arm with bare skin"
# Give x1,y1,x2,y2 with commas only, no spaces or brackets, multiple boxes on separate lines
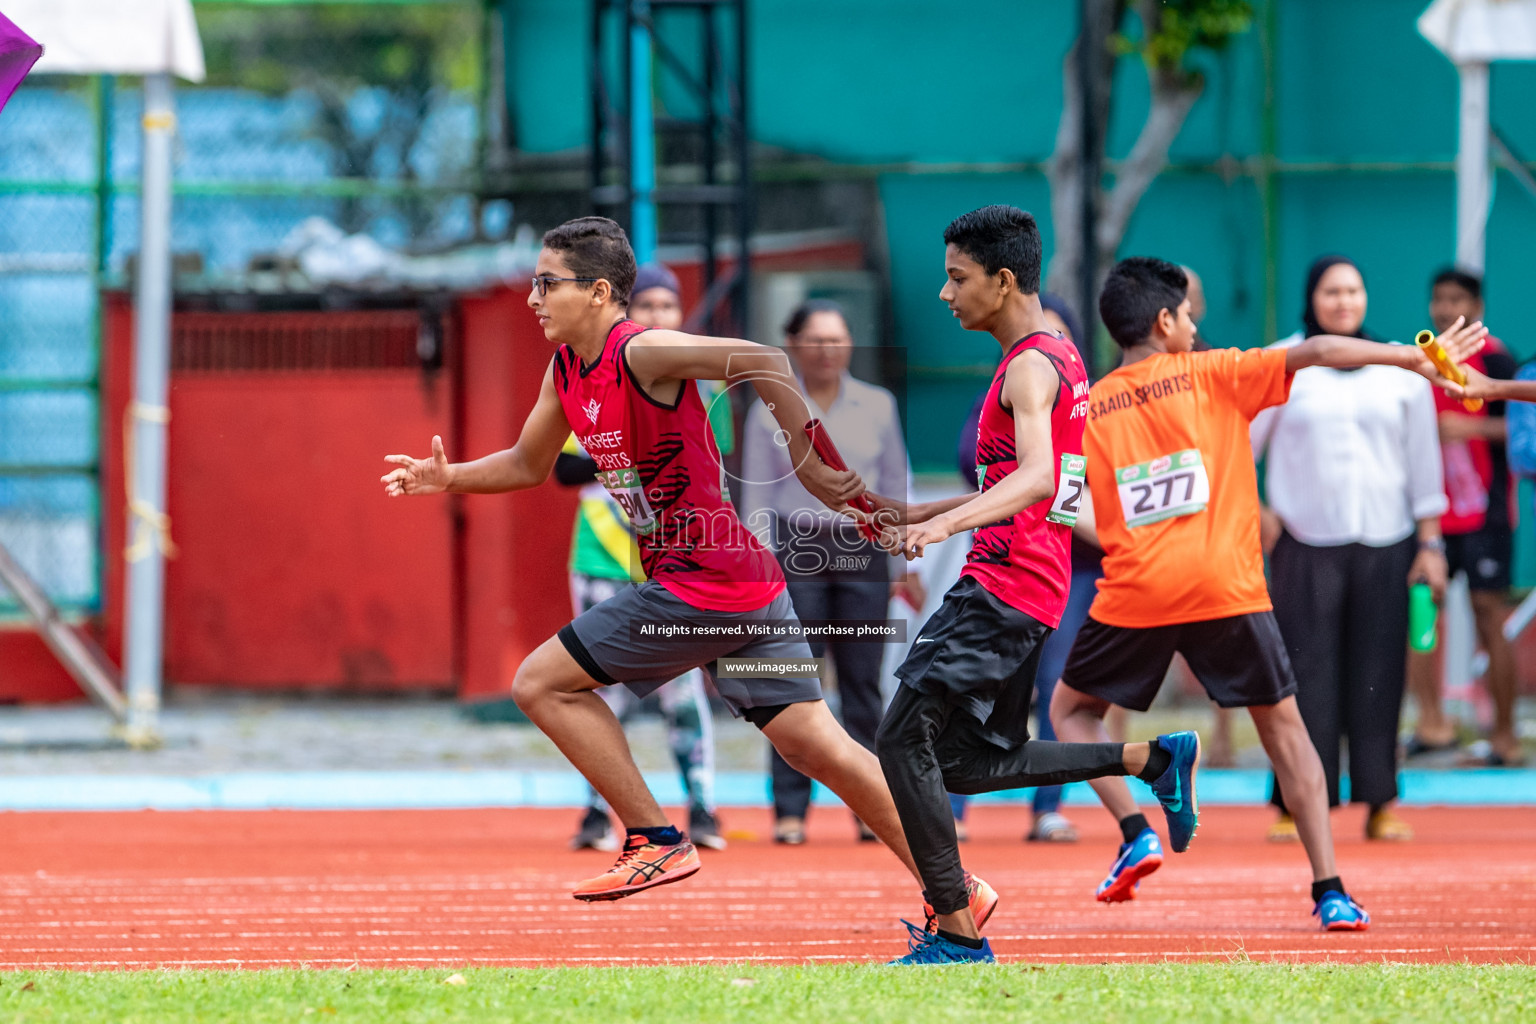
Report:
861,489,976,528
381,360,570,496
1415,317,1536,403
882,350,1060,561
1438,411,1506,444
1284,316,1486,378
1071,485,1101,550
622,330,863,511
1441,369,1536,404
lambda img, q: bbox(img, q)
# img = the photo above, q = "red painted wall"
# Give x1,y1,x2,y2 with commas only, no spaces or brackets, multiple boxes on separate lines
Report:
97,288,581,701
0,632,88,703
102,295,458,692
454,284,580,701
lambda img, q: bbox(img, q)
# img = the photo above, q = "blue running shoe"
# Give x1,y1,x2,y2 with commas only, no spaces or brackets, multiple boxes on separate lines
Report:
1096,827,1163,903
1314,890,1370,931
1149,731,1200,853
887,920,996,965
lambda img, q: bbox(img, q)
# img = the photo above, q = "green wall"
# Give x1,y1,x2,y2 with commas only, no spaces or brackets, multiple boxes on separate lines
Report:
498,0,1536,466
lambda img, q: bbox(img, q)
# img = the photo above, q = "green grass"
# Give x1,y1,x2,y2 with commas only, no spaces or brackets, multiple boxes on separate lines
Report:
3,964,1536,1023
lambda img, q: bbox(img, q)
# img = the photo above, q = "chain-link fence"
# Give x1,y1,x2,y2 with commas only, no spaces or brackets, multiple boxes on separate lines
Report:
0,80,103,614
0,2,486,616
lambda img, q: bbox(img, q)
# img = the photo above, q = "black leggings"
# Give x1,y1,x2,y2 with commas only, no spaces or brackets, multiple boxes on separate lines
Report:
875,683,1128,915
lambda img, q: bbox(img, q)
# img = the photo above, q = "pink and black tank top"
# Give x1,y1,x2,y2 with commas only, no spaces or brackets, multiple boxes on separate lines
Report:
961,331,1090,628
553,319,785,612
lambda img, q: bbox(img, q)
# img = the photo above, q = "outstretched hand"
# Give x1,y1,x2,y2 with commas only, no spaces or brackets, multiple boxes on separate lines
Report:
896,519,952,561
1435,315,1489,367
1424,316,1495,401
1443,364,1496,402
1413,315,1487,391
382,435,453,497
797,458,864,512
860,490,912,526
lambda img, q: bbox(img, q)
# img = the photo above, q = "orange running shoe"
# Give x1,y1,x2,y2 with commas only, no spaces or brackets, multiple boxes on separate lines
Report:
571,833,701,902
922,872,1000,932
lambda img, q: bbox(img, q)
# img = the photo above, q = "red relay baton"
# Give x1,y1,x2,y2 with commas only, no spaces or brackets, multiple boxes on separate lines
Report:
804,418,881,543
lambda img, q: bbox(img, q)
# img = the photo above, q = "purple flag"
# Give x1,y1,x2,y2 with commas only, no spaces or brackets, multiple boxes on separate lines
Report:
0,9,42,115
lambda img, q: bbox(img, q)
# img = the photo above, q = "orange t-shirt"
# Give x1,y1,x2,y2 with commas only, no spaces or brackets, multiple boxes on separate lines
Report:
1083,347,1292,628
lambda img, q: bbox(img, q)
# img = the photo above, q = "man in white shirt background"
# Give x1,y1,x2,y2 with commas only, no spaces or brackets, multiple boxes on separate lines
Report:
739,299,921,845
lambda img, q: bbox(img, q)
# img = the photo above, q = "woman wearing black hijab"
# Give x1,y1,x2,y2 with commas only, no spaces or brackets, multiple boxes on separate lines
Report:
1250,255,1449,843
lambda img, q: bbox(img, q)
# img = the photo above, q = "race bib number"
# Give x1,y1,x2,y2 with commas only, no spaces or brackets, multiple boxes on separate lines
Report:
1116,449,1209,529
597,467,657,536
1046,454,1087,526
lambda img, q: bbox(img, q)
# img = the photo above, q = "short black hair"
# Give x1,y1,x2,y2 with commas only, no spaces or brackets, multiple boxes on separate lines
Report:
1431,266,1482,301
541,216,637,302
942,205,1042,294
1099,257,1189,349
783,298,846,337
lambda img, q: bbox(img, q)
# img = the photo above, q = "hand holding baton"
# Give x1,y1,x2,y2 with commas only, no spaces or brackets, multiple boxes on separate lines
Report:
1416,329,1483,412
804,418,881,543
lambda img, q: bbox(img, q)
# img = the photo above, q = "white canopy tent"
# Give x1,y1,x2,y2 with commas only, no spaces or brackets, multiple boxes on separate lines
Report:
5,0,205,744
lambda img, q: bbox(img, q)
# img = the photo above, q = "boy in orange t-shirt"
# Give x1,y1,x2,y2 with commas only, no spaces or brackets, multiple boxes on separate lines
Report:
1050,257,1482,930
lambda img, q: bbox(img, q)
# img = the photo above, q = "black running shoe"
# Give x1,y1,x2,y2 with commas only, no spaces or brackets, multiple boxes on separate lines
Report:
570,806,619,852
689,807,728,851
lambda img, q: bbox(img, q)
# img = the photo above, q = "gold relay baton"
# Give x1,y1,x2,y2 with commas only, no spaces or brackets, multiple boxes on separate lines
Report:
1415,329,1483,412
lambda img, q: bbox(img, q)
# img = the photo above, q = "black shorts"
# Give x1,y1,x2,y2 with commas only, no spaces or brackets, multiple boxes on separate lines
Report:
894,575,1052,747
1445,526,1512,593
1060,610,1297,713
558,581,820,718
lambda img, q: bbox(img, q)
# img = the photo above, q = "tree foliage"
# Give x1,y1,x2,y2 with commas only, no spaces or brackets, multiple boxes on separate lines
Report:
196,3,481,97
193,3,483,232
1046,0,1254,348
1122,0,1253,77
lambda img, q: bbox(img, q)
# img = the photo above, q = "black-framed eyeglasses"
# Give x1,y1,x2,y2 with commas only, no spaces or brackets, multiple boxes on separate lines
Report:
531,275,599,297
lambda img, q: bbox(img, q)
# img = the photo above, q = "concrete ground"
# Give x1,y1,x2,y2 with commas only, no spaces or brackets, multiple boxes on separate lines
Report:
1,686,1530,777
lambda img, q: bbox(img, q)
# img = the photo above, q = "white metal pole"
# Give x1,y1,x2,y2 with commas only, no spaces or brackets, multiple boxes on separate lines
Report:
1441,60,1492,700
1455,60,1491,273
123,71,175,747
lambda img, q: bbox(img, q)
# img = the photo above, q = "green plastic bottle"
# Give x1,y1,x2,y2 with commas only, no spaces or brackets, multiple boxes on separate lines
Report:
1408,582,1438,652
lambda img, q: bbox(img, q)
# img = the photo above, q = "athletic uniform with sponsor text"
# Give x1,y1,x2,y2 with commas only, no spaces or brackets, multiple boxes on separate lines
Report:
895,330,1091,742
876,330,1134,920
1061,346,1299,711
552,318,818,717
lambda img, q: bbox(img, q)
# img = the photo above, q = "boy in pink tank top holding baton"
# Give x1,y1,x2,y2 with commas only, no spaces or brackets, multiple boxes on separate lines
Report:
862,207,1201,966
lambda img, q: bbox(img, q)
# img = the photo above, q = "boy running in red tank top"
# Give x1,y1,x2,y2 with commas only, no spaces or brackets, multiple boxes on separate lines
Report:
861,207,1201,966
380,217,1000,929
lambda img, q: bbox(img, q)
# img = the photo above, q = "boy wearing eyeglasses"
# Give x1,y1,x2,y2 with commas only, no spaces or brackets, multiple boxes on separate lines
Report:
381,217,1001,926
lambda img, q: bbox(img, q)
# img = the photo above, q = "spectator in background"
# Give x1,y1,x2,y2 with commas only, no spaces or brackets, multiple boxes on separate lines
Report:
739,299,920,845
1407,269,1525,766
1184,266,1210,350
556,263,726,854
1251,255,1447,843
948,293,1096,843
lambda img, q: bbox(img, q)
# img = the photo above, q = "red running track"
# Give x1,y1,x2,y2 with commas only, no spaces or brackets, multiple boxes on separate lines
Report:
0,805,1532,969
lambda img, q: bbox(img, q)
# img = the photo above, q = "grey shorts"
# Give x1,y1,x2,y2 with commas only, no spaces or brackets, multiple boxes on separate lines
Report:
557,580,821,718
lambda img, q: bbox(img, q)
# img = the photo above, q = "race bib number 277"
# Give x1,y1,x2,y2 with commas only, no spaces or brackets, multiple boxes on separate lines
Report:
1116,449,1209,528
